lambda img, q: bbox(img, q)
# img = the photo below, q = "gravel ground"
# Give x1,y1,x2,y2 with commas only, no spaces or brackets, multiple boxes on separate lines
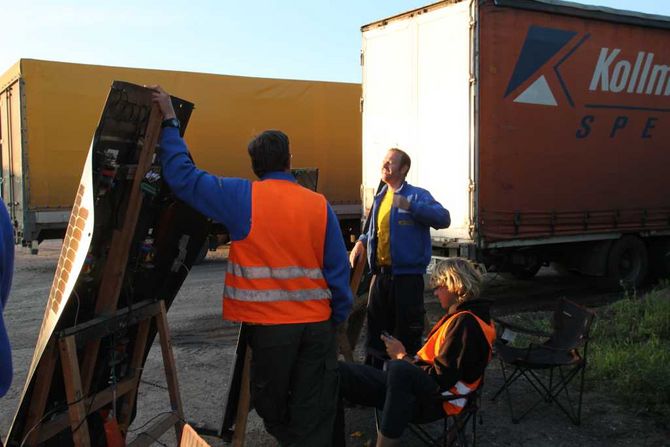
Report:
1,241,668,446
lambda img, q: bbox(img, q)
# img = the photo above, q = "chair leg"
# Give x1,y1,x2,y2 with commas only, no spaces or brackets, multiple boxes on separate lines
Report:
504,364,587,426
455,410,475,447
556,366,578,422
497,359,521,424
577,361,586,425
491,360,523,402
498,365,566,424
409,403,480,446
471,409,477,447
547,364,586,425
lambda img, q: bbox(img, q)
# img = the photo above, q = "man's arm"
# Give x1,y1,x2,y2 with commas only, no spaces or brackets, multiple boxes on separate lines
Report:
323,205,353,324
407,190,450,229
150,85,251,240
159,128,251,240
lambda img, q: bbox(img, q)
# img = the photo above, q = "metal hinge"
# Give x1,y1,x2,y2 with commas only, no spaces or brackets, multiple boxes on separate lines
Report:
468,179,476,192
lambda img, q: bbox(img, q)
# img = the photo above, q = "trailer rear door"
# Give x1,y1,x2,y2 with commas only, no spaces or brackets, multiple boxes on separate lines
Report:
0,79,24,240
361,1,474,243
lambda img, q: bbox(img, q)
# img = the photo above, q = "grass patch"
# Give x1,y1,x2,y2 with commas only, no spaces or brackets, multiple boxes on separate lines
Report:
589,288,670,418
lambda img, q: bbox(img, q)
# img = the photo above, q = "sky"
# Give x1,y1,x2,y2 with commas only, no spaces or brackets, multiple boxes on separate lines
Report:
1,0,670,84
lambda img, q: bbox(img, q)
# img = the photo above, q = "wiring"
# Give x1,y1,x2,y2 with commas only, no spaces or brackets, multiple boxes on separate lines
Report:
19,387,98,447
140,378,168,391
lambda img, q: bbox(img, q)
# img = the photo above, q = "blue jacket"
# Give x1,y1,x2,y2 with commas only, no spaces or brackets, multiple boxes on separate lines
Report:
0,198,14,397
158,127,353,323
360,182,450,275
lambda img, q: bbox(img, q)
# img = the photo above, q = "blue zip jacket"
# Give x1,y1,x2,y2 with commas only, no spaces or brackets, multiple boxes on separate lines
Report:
359,182,450,275
0,198,14,397
158,127,353,323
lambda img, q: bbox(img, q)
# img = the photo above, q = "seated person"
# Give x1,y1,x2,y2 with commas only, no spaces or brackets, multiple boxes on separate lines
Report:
334,258,496,447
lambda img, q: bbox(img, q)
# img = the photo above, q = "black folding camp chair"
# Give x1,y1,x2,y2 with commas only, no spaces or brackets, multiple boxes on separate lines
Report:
409,386,483,447
491,298,595,425
370,355,484,447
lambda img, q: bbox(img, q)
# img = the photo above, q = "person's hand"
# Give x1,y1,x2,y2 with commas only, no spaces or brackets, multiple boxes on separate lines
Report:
393,194,410,210
381,333,407,360
349,240,366,267
147,84,177,120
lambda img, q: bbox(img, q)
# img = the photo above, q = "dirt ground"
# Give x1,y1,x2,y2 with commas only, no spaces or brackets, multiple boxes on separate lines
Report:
1,241,669,446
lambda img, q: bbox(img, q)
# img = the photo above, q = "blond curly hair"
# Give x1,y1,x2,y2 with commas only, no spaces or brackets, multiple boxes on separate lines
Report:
430,257,483,301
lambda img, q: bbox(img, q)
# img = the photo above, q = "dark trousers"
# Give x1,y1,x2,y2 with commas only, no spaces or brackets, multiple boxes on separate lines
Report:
245,320,339,447
333,360,443,445
366,272,425,364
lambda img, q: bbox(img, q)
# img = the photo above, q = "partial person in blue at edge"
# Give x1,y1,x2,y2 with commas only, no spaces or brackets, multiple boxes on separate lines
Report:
1,197,15,401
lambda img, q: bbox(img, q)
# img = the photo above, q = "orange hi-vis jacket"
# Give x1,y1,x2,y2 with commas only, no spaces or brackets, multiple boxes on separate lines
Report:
222,179,332,324
417,311,496,415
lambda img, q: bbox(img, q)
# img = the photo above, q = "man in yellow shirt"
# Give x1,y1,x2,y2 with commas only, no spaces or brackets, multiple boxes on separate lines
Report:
350,148,450,367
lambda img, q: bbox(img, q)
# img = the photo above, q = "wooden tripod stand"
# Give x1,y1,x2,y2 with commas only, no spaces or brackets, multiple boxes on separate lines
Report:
20,300,184,447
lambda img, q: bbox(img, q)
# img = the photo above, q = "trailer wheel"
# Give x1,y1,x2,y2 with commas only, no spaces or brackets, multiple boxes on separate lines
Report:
607,235,648,288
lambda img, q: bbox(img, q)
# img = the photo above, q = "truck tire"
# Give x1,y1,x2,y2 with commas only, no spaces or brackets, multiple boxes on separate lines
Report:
607,235,648,288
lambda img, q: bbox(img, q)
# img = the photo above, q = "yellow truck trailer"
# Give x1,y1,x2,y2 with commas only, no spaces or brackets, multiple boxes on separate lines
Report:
0,59,361,252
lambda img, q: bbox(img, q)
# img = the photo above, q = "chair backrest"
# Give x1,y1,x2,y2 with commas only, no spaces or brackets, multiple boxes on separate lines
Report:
547,298,595,350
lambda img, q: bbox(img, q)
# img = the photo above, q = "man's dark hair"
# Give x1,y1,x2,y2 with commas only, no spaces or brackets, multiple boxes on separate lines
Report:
390,147,411,173
247,130,291,178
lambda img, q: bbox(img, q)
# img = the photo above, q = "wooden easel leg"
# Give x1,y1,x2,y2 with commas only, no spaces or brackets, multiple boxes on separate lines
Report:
232,347,252,447
23,341,58,445
59,336,91,447
156,300,185,443
344,252,368,357
118,318,152,432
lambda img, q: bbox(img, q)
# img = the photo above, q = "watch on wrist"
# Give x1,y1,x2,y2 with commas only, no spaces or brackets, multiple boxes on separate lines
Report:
161,118,180,129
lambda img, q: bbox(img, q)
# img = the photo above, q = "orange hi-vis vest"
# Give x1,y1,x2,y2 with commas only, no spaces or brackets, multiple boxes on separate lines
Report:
417,310,496,415
222,179,332,324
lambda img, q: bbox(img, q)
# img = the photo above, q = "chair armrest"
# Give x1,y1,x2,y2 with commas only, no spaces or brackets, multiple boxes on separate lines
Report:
493,317,551,338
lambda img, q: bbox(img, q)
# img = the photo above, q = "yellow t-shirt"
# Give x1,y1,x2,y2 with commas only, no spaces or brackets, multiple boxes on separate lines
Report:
376,189,393,266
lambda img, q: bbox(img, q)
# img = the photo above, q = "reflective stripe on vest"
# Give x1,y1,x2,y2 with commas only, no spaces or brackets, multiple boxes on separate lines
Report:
417,310,496,415
223,179,332,324
227,263,327,281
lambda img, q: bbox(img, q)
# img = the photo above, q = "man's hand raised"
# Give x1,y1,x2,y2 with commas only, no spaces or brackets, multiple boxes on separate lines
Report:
147,84,177,120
